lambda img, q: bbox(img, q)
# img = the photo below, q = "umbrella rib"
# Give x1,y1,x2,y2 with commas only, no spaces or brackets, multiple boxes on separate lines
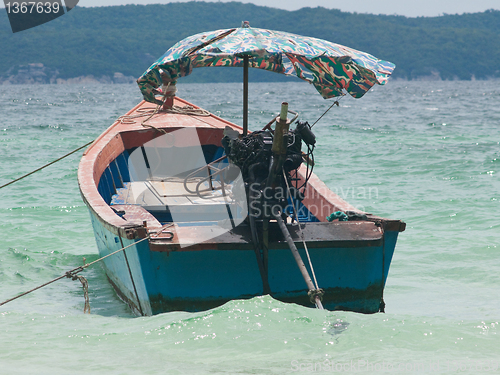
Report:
187,28,237,57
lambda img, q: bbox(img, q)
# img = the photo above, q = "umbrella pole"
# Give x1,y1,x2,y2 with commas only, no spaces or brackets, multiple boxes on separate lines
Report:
243,55,249,136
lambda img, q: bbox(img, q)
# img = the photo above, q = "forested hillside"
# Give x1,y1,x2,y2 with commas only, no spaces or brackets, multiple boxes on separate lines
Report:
1,2,499,83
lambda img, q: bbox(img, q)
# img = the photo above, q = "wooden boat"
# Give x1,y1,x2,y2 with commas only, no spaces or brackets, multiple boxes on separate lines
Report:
78,96,405,316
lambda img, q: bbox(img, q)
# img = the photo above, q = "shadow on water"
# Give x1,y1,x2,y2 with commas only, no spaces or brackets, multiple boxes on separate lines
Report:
325,318,350,344
327,319,350,335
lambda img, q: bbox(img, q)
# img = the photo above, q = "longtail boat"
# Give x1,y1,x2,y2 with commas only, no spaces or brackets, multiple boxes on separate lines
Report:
78,24,405,315
78,95,405,315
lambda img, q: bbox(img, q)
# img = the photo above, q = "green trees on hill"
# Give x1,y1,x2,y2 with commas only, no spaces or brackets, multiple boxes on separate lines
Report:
0,2,498,83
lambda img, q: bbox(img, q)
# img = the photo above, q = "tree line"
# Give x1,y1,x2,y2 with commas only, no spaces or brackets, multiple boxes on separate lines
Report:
1,2,499,82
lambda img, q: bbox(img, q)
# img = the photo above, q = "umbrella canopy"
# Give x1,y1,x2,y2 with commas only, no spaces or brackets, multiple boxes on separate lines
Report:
137,23,395,105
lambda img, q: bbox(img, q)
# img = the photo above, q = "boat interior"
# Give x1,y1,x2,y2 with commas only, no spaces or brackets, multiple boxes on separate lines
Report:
97,127,319,229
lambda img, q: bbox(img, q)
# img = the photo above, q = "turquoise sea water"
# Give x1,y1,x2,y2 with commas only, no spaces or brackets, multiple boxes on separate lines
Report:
0,81,499,374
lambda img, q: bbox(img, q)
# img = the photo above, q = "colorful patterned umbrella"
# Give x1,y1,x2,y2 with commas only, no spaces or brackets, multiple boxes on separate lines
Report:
137,22,395,132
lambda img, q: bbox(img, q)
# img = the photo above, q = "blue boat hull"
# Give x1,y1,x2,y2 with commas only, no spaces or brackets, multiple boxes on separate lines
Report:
88,208,400,315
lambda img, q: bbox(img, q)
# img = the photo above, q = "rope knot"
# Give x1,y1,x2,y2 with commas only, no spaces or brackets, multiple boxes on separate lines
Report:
308,288,325,304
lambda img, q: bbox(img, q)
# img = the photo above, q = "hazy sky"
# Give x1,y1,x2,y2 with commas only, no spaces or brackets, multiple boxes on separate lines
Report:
77,0,500,17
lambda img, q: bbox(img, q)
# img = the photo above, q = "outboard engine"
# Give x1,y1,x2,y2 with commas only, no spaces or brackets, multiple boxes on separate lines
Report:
222,120,315,223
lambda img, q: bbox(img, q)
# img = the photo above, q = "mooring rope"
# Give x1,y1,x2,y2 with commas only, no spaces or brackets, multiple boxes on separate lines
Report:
117,84,210,134
0,140,94,191
0,94,210,191
0,236,151,312
117,105,210,124
0,222,176,312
